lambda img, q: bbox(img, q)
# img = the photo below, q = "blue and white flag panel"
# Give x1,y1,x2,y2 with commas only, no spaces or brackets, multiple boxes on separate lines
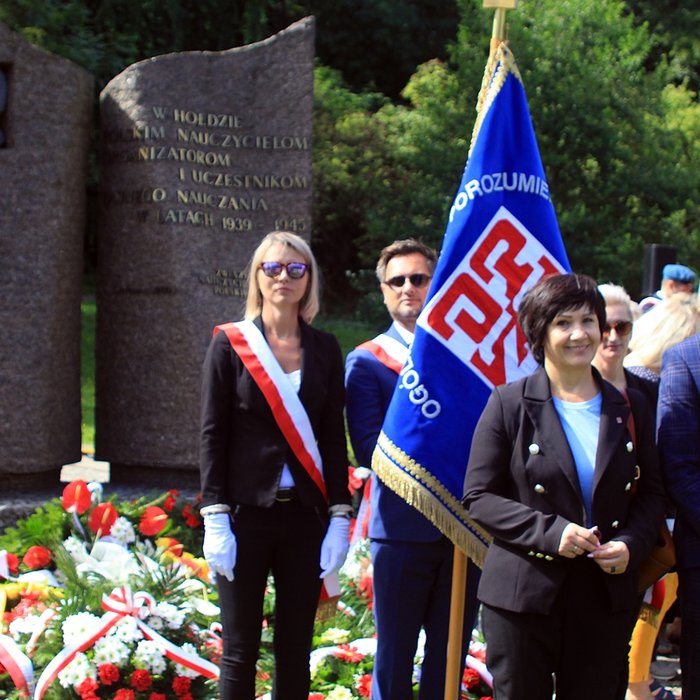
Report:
372,44,570,564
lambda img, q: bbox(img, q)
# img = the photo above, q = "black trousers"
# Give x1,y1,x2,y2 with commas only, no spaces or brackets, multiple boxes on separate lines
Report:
216,501,326,700
678,567,700,700
370,537,481,700
482,562,637,700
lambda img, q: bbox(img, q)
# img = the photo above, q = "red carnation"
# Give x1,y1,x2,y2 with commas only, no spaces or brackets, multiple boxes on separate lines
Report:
22,545,52,570
114,690,136,700
172,676,192,696
98,663,120,685
309,695,325,700
88,502,118,536
2,552,19,576
130,669,153,691
148,694,167,700
76,677,99,700
62,480,92,515
334,643,364,663
181,504,201,528
462,667,481,689
139,506,169,536
356,673,372,697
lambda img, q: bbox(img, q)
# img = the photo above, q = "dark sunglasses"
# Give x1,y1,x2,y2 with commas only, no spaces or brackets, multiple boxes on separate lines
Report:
260,261,309,279
603,320,632,336
384,273,432,289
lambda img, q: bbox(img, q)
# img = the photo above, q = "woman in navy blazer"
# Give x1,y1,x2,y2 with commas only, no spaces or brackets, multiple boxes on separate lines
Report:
199,231,351,700
464,273,665,700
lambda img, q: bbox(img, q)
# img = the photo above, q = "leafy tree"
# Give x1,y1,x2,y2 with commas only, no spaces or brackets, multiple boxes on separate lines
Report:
626,0,700,90
309,0,459,98
448,0,699,297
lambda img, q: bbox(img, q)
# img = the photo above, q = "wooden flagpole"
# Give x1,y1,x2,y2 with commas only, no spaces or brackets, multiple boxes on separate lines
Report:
442,4,517,699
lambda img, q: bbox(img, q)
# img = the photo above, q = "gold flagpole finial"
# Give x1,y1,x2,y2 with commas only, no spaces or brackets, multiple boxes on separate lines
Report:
483,0,517,52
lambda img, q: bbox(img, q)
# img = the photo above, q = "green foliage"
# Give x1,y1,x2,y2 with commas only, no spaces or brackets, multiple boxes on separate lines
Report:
81,297,96,448
440,0,700,297
2,0,699,306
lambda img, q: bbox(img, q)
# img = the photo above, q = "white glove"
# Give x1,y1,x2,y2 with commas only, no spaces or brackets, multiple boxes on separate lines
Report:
202,512,236,582
320,516,350,578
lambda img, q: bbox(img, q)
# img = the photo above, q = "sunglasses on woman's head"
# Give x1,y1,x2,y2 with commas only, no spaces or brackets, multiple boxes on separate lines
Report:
384,273,432,290
603,320,632,336
260,261,309,279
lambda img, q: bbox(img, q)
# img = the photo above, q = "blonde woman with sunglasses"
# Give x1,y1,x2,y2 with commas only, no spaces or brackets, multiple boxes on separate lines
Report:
199,231,351,699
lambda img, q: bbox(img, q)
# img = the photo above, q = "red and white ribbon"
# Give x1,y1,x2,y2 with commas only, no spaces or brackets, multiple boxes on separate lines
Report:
356,333,409,375
0,634,34,697
216,320,327,499
33,586,219,699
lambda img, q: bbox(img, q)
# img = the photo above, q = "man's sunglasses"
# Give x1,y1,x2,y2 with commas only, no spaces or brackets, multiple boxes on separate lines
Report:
384,273,432,290
260,261,309,279
603,320,632,337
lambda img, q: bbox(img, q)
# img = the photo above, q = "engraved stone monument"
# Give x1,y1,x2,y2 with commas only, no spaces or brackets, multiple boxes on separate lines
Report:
0,23,93,481
97,18,314,479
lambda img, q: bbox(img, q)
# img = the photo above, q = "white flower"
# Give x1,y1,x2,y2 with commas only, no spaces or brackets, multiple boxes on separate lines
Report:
57,652,95,688
64,536,89,562
112,615,144,644
174,643,201,678
108,517,136,545
318,627,351,645
153,602,185,629
87,481,104,503
9,614,41,638
133,639,167,675
93,636,131,666
75,541,139,582
327,687,354,700
146,615,164,630
62,612,101,647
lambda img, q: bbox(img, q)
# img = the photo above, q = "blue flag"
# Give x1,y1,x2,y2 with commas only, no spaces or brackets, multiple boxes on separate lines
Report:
372,44,571,565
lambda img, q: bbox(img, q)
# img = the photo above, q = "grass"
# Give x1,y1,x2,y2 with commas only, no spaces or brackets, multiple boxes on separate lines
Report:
81,296,96,450
79,300,376,450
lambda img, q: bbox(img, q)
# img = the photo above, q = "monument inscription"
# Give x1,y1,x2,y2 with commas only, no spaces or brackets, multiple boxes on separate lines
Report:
97,18,315,474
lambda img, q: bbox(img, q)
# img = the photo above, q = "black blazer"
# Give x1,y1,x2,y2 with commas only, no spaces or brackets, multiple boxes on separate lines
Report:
199,317,350,510
463,366,665,615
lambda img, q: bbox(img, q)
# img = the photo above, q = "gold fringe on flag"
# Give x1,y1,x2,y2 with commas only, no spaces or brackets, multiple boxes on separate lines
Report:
373,431,491,569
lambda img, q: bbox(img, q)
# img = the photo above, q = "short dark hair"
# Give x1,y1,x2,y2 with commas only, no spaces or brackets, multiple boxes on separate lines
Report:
375,239,438,283
517,273,605,365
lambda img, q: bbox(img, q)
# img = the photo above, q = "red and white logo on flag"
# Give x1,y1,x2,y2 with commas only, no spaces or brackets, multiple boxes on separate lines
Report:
418,207,565,388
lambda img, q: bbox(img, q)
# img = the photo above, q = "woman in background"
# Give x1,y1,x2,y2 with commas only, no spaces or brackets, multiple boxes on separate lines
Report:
624,293,700,382
199,231,352,699
592,284,676,700
464,273,666,700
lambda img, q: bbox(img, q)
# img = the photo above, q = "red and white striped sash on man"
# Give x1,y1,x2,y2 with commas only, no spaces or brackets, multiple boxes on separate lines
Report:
214,320,327,501
356,333,409,375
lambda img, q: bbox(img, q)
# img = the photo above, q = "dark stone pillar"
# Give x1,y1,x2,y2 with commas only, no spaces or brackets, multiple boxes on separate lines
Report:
0,23,93,480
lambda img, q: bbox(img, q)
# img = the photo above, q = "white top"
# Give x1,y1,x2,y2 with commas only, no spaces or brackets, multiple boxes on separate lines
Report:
278,369,302,488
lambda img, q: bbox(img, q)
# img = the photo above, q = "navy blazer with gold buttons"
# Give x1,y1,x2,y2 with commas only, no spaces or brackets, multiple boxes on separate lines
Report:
464,366,665,615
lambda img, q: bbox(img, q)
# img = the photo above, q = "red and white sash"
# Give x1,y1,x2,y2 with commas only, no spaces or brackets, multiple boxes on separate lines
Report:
356,333,409,375
214,320,327,501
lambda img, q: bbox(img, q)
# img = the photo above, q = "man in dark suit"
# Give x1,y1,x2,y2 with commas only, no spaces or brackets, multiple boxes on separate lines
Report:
345,239,480,700
658,332,700,700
